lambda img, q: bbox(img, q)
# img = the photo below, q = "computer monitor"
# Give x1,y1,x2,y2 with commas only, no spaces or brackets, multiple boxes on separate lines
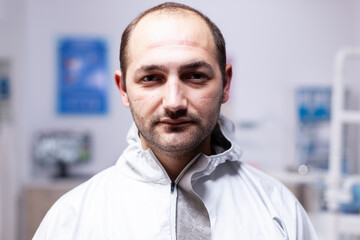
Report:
33,131,91,178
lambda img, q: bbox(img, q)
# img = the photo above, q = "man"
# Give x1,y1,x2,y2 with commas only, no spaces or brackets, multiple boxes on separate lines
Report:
34,2,318,239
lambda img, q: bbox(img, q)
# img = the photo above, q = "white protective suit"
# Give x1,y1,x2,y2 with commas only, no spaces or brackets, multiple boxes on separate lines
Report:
33,116,318,240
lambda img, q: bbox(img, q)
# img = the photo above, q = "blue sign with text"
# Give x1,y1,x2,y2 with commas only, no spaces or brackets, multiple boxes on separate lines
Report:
58,38,108,114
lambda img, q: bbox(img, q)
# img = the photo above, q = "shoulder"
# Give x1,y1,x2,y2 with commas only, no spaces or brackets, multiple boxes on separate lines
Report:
233,162,300,208
197,161,318,238
209,160,302,218
33,165,119,239
59,165,119,206
239,163,293,194
235,163,318,239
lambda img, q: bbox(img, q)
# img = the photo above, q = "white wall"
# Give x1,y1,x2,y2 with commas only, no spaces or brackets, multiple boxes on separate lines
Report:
0,0,26,239
22,0,360,177
219,1,360,169
23,0,173,179
1,0,359,239
24,0,133,179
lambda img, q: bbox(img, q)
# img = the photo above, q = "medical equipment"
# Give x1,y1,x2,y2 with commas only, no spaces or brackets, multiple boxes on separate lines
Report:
271,48,360,240
296,87,332,170
324,48,360,240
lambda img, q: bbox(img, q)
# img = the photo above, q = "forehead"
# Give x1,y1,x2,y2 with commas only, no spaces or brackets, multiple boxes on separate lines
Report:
127,11,216,63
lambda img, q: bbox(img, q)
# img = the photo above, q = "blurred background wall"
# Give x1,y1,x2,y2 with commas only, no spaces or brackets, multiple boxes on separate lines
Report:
0,0,359,239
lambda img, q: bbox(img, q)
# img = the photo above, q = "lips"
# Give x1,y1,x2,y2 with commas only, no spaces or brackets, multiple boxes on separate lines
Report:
159,118,192,126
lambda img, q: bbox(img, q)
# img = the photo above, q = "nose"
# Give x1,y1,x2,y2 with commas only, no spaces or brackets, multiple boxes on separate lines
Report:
162,77,188,112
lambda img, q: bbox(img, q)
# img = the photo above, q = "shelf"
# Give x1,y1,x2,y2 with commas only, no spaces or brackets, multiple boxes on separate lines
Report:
268,171,326,184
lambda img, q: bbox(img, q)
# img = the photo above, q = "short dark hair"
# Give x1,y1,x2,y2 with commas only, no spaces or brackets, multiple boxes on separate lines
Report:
119,2,226,86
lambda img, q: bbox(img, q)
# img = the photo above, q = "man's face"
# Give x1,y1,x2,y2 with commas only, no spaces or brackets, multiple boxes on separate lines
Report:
116,13,231,154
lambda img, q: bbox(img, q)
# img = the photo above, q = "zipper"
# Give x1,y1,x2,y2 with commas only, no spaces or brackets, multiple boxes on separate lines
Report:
145,150,178,239
145,150,202,240
171,181,176,194
170,181,177,240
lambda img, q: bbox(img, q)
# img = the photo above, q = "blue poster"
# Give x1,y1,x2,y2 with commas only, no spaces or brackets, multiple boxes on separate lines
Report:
58,38,108,114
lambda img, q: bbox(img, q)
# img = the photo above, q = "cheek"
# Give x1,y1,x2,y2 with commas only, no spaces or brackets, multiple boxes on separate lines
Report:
128,87,157,102
196,87,223,104
131,95,146,103
128,91,161,111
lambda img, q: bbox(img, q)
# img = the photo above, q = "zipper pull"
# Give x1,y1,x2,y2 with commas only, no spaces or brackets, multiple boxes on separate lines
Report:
170,181,176,194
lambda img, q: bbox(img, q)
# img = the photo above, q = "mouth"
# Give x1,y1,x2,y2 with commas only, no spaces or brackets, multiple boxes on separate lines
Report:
159,118,193,127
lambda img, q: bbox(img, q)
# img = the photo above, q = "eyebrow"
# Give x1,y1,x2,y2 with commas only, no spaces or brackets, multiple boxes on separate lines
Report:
178,61,214,76
134,61,215,77
134,64,168,78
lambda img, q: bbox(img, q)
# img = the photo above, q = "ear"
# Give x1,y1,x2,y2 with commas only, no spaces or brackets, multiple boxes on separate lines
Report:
114,70,130,108
221,64,232,103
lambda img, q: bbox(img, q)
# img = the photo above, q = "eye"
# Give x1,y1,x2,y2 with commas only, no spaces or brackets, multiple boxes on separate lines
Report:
189,73,204,79
184,72,209,83
140,75,162,83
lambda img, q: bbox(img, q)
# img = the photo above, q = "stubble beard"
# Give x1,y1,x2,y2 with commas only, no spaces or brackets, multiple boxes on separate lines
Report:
129,104,221,154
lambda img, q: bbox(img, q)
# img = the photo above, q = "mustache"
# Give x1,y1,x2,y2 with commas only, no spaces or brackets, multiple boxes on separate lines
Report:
165,109,187,119
152,109,200,123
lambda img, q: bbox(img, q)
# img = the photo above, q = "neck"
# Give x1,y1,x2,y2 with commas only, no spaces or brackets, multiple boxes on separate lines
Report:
143,136,212,181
